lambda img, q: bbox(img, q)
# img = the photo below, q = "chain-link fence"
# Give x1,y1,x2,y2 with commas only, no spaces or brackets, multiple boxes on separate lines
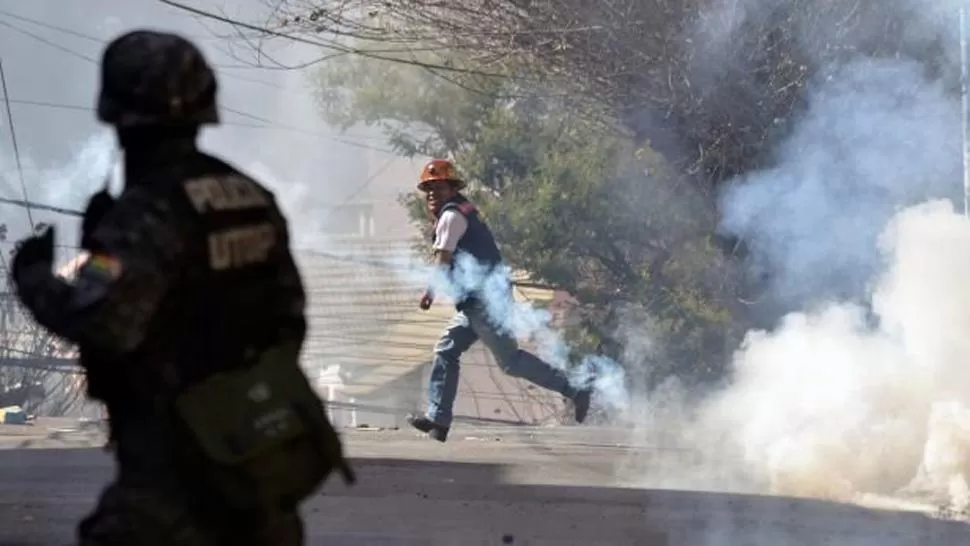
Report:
0,236,571,428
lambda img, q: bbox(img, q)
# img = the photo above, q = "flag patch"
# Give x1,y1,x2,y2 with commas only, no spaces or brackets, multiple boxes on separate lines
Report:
85,253,123,280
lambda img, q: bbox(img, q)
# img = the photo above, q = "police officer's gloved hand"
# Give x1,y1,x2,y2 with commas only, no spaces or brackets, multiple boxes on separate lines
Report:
11,224,55,292
81,189,115,250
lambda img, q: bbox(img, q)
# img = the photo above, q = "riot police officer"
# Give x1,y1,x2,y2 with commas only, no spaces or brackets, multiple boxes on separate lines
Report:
10,29,352,546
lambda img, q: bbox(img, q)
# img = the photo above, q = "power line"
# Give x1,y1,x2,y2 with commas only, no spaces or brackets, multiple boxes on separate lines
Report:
336,155,396,205
0,196,81,217
0,7,248,43
0,17,393,153
0,57,33,228
0,192,556,291
0,95,394,153
0,8,105,43
156,0,507,77
219,104,354,141
0,7,279,74
0,9,335,99
0,19,97,63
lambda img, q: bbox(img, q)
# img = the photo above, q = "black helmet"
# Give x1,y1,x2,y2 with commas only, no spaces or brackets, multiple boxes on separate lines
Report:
97,30,219,128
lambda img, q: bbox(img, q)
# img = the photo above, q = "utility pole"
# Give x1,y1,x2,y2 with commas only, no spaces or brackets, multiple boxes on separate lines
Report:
0,56,35,229
961,5,970,216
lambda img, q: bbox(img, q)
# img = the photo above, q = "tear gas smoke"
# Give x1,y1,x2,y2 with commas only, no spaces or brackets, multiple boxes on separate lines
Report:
707,200,970,505
719,59,960,306
425,253,630,412
0,130,344,254
694,3,970,508
0,131,116,246
32,131,118,207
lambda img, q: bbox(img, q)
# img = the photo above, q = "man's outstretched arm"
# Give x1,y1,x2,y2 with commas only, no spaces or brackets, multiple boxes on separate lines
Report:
421,210,466,305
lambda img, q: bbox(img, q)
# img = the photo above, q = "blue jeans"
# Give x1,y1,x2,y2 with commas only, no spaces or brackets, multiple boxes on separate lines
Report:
426,301,577,428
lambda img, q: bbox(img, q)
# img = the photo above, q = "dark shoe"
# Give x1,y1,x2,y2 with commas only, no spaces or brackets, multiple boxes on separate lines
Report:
407,415,449,442
572,388,592,424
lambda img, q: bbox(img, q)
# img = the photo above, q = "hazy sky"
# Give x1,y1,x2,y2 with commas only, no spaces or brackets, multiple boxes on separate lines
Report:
0,0,390,246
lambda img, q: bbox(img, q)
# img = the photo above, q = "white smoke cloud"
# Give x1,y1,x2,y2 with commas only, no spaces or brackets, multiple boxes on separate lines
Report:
426,252,630,411
719,58,960,305
0,125,343,256
705,200,970,505
689,0,970,511
0,130,115,253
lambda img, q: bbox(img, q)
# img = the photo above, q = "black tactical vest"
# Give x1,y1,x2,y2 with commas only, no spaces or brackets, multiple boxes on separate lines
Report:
431,196,506,308
169,153,305,385
89,151,305,396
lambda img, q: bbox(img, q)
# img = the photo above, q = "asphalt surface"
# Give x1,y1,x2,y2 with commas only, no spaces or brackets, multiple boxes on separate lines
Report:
1,420,969,545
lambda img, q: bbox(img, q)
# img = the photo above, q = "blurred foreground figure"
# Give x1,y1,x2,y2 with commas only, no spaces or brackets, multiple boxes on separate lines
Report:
408,159,592,442
10,30,353,545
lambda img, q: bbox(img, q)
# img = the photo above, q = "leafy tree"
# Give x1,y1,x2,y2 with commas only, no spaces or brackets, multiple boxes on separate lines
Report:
314,55,748,388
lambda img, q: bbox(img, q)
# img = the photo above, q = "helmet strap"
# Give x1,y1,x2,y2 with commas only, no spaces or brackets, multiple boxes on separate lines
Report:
117,126,199,151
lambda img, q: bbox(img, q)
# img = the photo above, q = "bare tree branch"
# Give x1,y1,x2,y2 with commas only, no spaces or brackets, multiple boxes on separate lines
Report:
247,0,952,182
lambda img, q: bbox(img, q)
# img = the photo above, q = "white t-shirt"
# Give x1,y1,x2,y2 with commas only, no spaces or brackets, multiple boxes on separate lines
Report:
433,209,469,252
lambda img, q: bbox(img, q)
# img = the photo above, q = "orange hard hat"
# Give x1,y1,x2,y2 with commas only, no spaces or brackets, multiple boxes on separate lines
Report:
418,158,466,191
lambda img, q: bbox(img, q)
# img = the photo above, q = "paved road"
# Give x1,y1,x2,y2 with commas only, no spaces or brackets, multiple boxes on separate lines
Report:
1,421,969,545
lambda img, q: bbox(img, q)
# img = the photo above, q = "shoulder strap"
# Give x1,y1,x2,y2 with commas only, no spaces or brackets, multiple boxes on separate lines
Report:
440,200,477,217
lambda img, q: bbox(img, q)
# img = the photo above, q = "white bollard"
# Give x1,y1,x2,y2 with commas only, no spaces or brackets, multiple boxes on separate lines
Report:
348,397,358,428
